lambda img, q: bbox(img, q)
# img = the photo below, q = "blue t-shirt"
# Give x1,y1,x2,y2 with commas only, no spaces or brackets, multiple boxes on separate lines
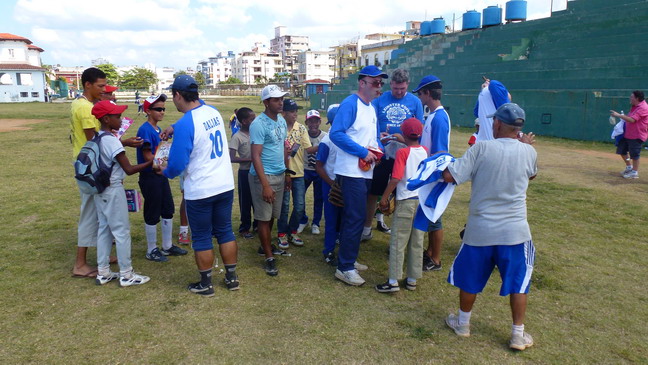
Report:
136,121,161,173
372,91,424,135
249,112,287,176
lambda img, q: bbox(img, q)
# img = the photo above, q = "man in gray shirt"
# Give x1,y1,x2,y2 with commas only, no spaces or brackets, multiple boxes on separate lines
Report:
442,103,538,351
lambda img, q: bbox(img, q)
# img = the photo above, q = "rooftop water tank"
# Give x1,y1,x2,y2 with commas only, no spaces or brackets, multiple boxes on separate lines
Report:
462,10,481,30
420,21,432,36
430,17,446,34
505,0,527,22
482,6,502,27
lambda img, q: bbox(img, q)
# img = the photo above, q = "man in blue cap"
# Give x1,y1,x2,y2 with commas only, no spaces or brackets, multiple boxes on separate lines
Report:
414,74,450,272
158,74,240,296
329,65,386,286
442,103,537,351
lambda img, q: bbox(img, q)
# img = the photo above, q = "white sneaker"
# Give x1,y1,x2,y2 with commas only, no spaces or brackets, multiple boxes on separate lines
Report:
509,332,534,351
119,272,150,287
621,166,633,176
624,170,639,179
335,269,365,286
311,224,320,235
296,222,307,234
361,231,373,242
95,271,119,285
445,313,470,337
354,261,368,271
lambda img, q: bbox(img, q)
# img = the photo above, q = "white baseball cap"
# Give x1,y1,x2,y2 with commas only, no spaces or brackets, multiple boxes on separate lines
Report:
306,110,321,119
261,85,288,101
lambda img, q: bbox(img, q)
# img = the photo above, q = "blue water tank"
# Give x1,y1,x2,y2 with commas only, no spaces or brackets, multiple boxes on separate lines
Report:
505,0,527,21
420,21,432,36
482,6,502,27
430,18,445,34
462,10,481,30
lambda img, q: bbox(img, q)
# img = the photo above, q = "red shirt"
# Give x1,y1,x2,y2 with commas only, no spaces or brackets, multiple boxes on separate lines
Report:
625,100,648,141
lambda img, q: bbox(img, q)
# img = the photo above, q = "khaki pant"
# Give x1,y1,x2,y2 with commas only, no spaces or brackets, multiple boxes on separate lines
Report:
388,199,424,280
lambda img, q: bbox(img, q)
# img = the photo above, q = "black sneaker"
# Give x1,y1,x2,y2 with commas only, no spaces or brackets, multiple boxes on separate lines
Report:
257,244,292,257
375,281,400,293
376,220,391,234
187,281,215,297
224,273,240,291
264,258,278,276
402,279,417,291
423,253,442,272
323,252,337,266
161,245,188,256
146,247,168,262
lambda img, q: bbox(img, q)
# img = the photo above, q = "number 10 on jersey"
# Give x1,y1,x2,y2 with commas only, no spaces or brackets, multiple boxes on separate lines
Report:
210,130,224,159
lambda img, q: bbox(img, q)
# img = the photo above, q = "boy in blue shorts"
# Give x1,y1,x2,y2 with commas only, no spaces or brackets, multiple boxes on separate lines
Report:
137,94,188,262
91,100,153,287
442,103,537,351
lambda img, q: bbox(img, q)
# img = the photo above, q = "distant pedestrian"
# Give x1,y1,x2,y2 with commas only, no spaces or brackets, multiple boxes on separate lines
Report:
611,90,648,179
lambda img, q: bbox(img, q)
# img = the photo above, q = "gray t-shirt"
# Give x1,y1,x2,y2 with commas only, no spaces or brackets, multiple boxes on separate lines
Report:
230,131,251,170
448,138,537,246
98,131,126,186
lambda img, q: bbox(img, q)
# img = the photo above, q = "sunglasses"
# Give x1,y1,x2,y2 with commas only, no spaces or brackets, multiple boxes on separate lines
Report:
363,79,384,88
149,107,165,112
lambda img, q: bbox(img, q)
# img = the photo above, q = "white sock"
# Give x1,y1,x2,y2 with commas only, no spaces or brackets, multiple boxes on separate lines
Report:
388,278,398,285
161,218,173,250
512,324,525,337
145,224,158,253
179,225,189,234
458,309,471,326
406,277,417,284
362,226,372,235
376,212,384,223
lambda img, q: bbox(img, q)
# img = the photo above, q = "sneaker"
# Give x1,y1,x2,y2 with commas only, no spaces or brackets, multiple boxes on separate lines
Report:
509,332,534,351
311,224,321,235
187,281,215,297
361,231,373,242
445,313,470,337
224,273,240,291
624,170,639,179
354,261,368,271
376,220,391,234
264,258,278,276
323,252,337,266
95,271,119,285
146,247,168,262
375,281,400,293
178,231,191,245
119,272,150,287
257,244,292,257
241,231,254,239
277,234,289,249
621,166,634,176
161,245,188,256
296,222,307,234
403,280,417,291
335,269,365,286
290,233,304,247
423,253,442,272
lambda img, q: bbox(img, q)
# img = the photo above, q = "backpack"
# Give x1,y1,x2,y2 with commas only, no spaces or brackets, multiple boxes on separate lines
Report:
74,133,114,194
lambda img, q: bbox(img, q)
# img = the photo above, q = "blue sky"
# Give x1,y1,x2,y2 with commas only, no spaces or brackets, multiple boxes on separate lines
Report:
2,0,566,69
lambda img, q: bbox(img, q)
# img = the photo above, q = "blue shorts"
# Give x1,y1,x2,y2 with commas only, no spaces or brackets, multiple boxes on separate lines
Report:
428,216,442,231
185,190,236,251
447,241,535,296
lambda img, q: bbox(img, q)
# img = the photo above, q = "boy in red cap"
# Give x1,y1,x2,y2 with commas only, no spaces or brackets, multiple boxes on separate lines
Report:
376,117,428,293
91,100,153,287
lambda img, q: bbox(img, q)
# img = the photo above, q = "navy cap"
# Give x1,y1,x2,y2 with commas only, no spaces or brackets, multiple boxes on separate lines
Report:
413,75,442,93
488,103,525,126
283,99,301,111
358,65,388,78
326,104,340,124
169,75,198,92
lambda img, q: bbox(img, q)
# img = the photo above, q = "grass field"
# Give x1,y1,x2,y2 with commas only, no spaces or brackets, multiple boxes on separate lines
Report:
0,98,647,364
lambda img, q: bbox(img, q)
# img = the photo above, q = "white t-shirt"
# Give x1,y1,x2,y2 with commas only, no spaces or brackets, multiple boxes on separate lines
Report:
448,138,537,246
98,131,126,186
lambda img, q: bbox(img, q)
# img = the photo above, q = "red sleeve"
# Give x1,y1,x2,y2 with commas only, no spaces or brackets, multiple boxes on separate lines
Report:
468,135,476,145
392,147,410,180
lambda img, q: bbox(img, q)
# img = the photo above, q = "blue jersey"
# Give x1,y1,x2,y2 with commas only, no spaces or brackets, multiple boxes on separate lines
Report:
372,91,424,135
249,112,287,176
136,121,161,172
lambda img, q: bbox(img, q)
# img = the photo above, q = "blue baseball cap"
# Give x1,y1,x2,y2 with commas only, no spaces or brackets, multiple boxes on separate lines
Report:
169,75,198,92
413,75,442,93
283,99,301,111
358,65,388,78
326,104,340,124
488,103,525,126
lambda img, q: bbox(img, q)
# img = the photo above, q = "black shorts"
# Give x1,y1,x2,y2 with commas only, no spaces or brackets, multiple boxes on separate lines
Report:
616,138,644,159
138,171,175,225
369,158,395,196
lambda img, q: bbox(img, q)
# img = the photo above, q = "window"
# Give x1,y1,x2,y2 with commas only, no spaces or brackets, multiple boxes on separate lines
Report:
8,49,15,58
16,73,33,86
32,92,39,98
0,72,12,85
20,92,28,97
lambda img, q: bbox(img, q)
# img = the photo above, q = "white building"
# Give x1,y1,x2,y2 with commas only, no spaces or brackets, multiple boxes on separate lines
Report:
295,50,335,84
0,33,47,102
360,35,415,68
197,51,235,87
270,26,309,75
232,43,284,85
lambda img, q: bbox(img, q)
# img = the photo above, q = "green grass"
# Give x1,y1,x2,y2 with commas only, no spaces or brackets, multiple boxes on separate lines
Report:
0,99,647,363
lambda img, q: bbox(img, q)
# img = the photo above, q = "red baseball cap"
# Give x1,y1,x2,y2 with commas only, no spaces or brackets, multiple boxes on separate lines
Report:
92,100,128,119
104,85,118,93
400,117,423,138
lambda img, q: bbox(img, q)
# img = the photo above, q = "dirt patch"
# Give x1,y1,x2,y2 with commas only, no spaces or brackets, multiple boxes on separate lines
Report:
0,119,49,132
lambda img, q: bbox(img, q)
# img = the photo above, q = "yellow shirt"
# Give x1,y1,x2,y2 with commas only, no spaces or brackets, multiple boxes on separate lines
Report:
286,122,311,178
70,97,99,158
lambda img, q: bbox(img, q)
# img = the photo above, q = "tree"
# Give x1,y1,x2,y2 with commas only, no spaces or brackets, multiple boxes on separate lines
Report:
95,63,119,85
173,70,187,79
254,76,268,85
119,67,158,91
220,77,243,84
194,72,206,87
